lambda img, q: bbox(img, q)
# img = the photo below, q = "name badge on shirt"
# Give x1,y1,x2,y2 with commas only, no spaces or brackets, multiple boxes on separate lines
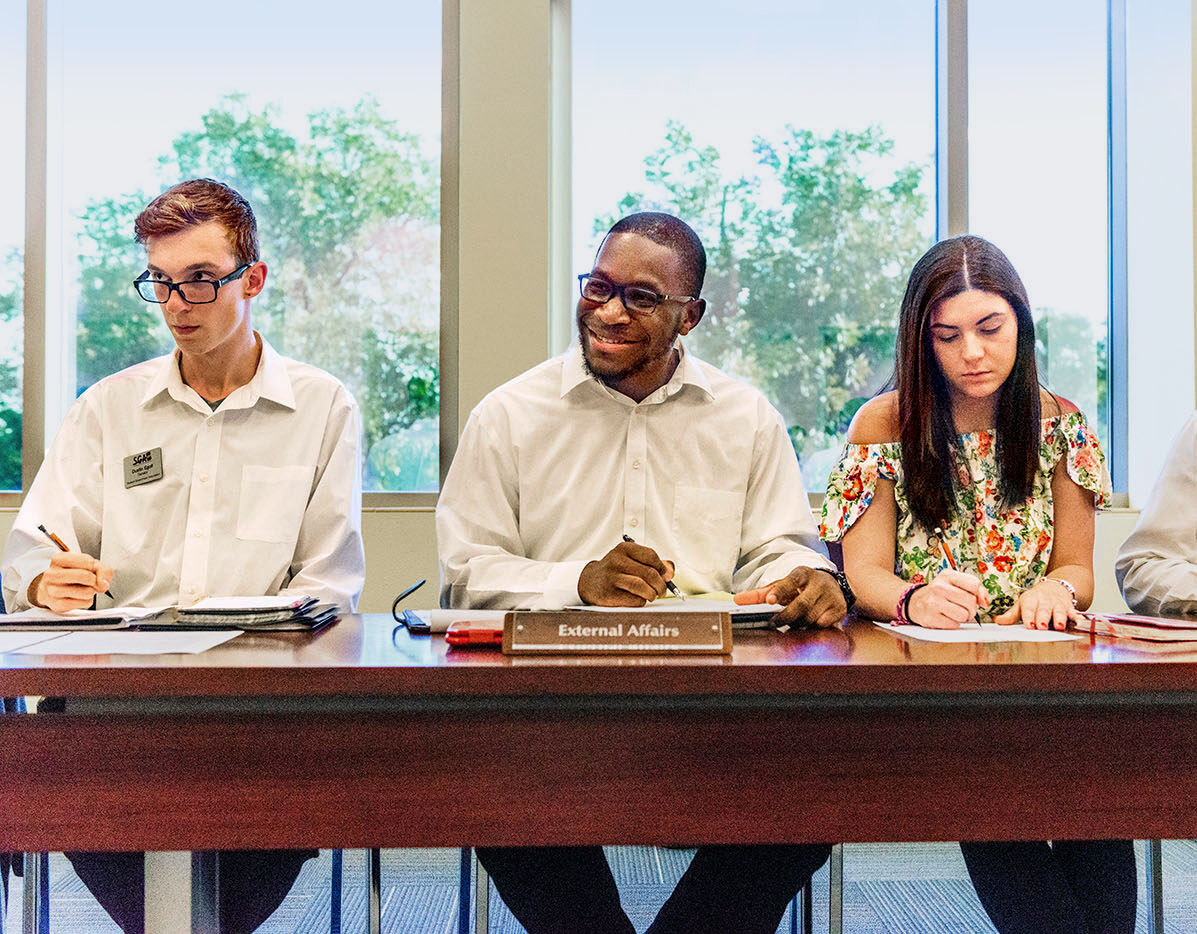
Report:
123,447,164,488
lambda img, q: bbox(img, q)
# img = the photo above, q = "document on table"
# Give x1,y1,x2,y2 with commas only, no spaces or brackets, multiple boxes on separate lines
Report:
0,606,171,629
0,632,63,653
565,595,777,616
874,621,1079,643
15,630,241,655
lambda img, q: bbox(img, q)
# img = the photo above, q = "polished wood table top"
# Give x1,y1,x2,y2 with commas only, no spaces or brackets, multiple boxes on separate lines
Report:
0,613,1194,698
1,613,1195,854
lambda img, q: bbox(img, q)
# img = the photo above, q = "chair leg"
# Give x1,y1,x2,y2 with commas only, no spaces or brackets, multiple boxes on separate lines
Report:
21,853,45,934
458,848,471,934
789,877,813,934
473,851,488,934
366,849,381,934
1145,839,1164,934
329,849,342,934
828,843,843,934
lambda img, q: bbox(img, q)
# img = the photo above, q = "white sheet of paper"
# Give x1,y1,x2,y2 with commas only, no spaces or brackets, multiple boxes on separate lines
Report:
564,599,776,615
874,621,1079,643
0,605,170,624
184,595,310,611
0,632,63,653
15,630,241,655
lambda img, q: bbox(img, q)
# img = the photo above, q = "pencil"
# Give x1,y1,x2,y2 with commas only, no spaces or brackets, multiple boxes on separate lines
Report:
37,523,115,600
933,527,958,570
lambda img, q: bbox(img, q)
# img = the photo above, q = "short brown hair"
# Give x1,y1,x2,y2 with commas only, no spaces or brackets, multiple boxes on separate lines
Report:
134,178,259,266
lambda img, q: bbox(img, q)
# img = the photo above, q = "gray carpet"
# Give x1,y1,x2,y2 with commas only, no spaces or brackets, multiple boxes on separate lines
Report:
4,841,1193,933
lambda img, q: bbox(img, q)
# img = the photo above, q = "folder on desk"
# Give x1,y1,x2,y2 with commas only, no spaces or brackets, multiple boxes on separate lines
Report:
1076,612,1197,643
0,606,168,630
159,596,338,632
0,596,337,633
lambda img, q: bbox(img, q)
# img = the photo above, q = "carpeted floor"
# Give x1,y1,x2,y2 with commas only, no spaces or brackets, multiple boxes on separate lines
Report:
5,841,1194,933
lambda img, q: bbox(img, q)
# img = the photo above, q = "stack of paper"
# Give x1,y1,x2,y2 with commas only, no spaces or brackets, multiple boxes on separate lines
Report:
167,595,338,631
1076,612,1197,642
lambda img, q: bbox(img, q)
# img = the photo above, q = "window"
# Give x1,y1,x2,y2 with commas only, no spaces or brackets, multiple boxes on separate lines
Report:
969,0,1110,452
43,0,441,493
571,0,1122,494
572,1,935,492
0,5,25,492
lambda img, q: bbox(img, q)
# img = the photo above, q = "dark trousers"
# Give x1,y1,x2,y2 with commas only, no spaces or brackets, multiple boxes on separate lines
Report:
67,848,316,934
476,843,831,934
960,839,1136,934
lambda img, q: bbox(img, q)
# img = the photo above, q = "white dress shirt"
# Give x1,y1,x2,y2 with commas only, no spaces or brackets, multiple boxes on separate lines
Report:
1,336,364,612
437,341,832,609
1116,412,1197,616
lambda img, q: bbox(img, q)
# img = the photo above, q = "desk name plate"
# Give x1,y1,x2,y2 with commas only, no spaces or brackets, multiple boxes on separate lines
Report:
502,611,732,655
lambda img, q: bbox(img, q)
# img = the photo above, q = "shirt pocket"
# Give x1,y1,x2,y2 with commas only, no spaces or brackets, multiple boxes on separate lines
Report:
672,485,745,572
235,464,314,544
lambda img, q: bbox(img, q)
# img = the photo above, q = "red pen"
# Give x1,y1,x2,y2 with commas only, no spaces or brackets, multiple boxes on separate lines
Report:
445,621,504,645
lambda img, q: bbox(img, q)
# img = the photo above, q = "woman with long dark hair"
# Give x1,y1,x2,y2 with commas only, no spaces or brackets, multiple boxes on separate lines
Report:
821,235,1135,932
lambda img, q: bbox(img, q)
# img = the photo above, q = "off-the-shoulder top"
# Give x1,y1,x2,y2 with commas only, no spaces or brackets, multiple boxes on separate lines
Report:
819,412,1110,622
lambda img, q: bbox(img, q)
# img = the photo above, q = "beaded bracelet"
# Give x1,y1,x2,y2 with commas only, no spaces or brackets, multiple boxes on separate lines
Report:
1043,576,1078,608
895,583,925,624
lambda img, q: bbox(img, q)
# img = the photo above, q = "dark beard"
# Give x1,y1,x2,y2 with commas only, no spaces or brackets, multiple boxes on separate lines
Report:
577,327,681,389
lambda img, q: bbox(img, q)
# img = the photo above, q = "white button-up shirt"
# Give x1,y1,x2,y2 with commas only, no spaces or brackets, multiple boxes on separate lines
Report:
1116,412,1197,616
437,342,831,609
2,337,364,612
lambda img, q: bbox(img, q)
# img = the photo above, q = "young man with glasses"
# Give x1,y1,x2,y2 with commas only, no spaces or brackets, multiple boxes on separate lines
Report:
436,212,848,933
1,177,365,933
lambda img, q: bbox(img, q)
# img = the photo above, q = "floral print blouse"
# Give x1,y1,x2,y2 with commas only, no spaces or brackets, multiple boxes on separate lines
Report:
819,412,1110,622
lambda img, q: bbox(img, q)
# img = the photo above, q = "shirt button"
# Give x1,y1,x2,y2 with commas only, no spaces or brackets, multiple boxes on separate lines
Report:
632,460,640,470
199,474,209,483
192,530,203,538
629,517,639,528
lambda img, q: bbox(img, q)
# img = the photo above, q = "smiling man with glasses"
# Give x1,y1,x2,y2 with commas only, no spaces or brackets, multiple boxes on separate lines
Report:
0,177,365,933
437,211,848,933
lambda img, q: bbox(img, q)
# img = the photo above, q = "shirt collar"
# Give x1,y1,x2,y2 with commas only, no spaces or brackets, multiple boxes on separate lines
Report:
560,338,714,404
139,333,296,412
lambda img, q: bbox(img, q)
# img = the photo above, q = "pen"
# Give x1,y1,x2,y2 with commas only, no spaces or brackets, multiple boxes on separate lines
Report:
37,523,114,600
621,534,685,600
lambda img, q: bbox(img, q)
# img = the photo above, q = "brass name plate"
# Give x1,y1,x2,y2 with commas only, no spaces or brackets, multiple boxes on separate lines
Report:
502,611,732,655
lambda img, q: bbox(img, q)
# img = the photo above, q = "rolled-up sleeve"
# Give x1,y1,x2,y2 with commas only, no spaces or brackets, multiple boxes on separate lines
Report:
1116,413,1197,617
732,404,833,592
437,408,588,610
282,385,365,613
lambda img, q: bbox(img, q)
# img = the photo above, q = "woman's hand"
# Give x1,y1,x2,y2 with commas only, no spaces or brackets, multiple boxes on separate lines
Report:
993,578,1078,630
906,569,988,629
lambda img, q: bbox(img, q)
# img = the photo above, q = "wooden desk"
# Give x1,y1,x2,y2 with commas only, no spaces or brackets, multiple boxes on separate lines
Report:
0,614,1195,855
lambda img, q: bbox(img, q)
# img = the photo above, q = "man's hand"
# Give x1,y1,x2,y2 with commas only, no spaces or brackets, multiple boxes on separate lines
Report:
29,552,114,613
578,541,675,606
905,569,987,629
735,566,846,628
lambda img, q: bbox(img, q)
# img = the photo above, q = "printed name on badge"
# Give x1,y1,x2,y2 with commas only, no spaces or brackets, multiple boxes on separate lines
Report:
123,447,164,488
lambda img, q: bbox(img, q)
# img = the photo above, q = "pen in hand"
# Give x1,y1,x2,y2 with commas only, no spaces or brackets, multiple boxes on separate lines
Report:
621,534,685,600
37,523,115,600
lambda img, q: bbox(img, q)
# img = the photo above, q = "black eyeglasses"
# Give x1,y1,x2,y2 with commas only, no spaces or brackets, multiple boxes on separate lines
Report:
578,274,696,316
133,264,251,304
